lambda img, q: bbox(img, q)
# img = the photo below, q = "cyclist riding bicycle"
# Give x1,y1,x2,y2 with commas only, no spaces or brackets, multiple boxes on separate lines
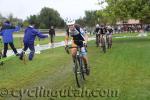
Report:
94,24,100,47
106,26,113,48
65,19,90,75
95,24,100,34
99,25,107,46
106,26,113,35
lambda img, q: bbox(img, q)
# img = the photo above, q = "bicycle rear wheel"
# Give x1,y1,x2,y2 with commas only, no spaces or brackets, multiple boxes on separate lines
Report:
107,35,112,49
109,37,112,48
78,57,85,80
96,34,99,47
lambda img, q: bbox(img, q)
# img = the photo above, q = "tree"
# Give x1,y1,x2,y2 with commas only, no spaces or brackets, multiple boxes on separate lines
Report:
101,0,150,23
84,10,98,26
26,7,65,28
7,13,23,25
0,13,6,23
22,20,29,28
38,7,64,28
76,17,86,26
27,15,40,28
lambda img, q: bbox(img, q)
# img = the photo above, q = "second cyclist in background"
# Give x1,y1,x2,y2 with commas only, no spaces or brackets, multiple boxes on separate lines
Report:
106,26,113,49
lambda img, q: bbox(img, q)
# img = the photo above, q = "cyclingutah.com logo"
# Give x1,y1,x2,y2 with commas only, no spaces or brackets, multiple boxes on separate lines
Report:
0,86,120,99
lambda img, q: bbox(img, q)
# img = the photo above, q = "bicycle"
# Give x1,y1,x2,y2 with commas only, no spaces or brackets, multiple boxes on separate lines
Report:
65,45,88,88
96,33,100,47
100,34,107,53
106,34,112,49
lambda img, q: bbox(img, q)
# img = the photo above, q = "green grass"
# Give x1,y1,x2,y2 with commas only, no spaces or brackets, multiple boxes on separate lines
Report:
0,34,150,100
3,34,93,49
5,36,65,49
113,32,150,37
113,32,139,37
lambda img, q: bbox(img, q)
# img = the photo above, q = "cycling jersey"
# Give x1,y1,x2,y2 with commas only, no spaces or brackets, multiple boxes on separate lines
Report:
107,28,113,35
66,26,86,47
99,27,107,34
95,27,100,34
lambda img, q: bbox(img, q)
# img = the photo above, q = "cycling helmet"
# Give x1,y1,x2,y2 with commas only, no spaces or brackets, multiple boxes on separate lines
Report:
96,24,99,28
65,18,75,25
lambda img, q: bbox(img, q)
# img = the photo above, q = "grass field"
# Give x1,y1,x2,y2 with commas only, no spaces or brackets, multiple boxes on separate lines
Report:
1,33,92,49
13,36,65,49
0,36,65,50
0,33,150,100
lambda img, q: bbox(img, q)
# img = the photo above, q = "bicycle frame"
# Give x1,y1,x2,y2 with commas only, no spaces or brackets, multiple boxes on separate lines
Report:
106,34,112,49
100,34,107,53
66,46,86,87
96,33,100,47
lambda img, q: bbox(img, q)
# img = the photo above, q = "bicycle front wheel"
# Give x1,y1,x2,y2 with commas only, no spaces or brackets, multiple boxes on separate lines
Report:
101,38,106,53
74,56,84,88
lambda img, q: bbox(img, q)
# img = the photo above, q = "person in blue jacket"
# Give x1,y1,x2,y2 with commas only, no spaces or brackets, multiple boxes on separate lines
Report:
0,20,20,57
19,21,48,61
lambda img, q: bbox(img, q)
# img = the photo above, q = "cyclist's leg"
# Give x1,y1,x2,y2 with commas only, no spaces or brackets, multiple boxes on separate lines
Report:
71,42,77,63
109,34,112,47
106,34,110,48
98,34,100,45
96,34,98,46
81,47,88,65
100,34,103,46
81,47,90,75
99,34,101,46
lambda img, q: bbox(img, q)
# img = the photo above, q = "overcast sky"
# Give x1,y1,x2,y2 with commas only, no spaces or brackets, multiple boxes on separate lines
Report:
0,0,107,20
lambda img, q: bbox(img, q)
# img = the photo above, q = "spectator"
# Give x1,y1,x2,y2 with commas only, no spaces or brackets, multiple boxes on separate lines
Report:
0,20,20,57
19,21,48,61
49,26,55,48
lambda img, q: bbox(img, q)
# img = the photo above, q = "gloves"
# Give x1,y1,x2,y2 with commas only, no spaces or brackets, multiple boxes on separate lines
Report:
83,41,87,47
65,45,68,49
65,45,69,54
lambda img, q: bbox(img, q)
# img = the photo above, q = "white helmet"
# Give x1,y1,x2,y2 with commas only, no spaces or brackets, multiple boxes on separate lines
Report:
96,24,99,28
107,26,111,29
65,18,75,25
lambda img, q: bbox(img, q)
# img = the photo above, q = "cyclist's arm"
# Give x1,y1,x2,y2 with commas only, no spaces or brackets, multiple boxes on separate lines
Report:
84,32,88,44
80,28,88,43
65,32,69,46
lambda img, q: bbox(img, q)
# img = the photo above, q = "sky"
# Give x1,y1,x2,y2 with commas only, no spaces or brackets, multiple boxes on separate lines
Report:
0,0,106,20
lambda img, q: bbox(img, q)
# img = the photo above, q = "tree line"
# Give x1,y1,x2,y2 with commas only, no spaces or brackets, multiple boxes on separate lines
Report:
0,7,65,28
76,0,150,26
1,1,150,28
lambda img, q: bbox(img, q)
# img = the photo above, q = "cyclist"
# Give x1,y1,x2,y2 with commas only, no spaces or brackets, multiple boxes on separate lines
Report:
65,19,90,75
99,25,107,46
106,26,113,48
94,24,100,47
